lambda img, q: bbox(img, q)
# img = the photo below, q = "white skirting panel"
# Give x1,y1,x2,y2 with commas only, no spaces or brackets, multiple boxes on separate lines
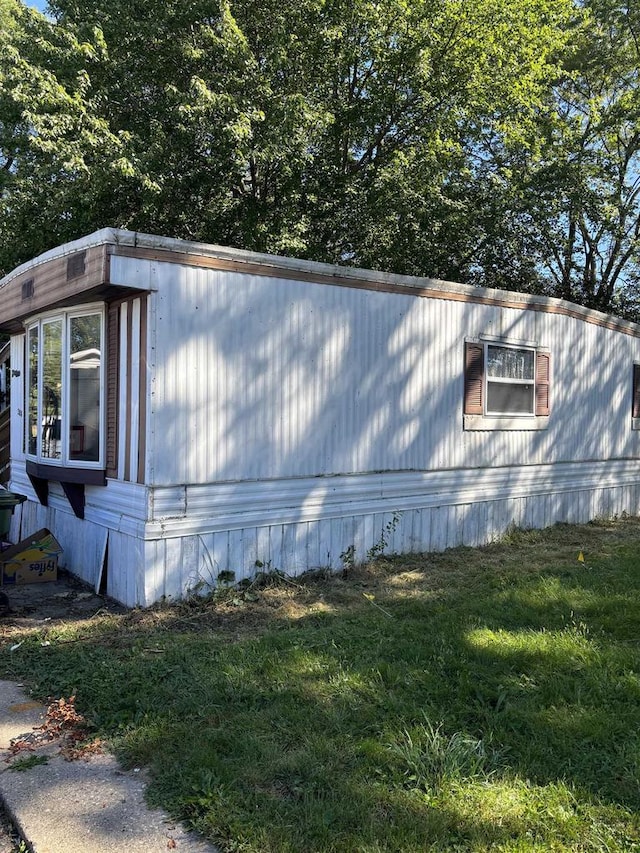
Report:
9,500,108,591
144,467,640,605
10,502,143,606
7,460,640,607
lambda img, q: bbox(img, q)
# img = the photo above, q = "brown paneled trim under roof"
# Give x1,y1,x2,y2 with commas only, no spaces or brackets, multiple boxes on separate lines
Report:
3,228,640,338
0,234,151,333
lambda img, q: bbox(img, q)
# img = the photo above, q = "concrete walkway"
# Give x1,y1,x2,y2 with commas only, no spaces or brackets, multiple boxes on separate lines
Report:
0,681,218,853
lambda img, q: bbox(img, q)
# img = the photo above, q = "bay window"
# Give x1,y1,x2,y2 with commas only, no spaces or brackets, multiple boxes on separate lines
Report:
26,308,104,468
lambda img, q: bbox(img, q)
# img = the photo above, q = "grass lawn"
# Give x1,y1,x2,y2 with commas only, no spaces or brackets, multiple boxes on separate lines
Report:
2,518,640,851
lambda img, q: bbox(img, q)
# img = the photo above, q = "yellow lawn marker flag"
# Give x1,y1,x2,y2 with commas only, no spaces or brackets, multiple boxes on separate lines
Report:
577,551,585,563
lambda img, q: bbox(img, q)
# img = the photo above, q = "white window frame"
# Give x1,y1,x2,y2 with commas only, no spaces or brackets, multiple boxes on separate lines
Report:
485,341,536,417
25,304,106,469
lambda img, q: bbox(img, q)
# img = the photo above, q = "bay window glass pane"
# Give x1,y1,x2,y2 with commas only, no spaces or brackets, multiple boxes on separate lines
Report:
42,320,62,458
487,381,534,414
68,314,102,462
27,326,39,455
487,346,534,380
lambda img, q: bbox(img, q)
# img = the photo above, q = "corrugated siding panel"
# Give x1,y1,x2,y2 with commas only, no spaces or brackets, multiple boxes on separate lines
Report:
150,265,467,484
128,298,141,481
111,255,640,487
117,301,129,479
137,294,148,483
107,530,143,607
105,304,120,478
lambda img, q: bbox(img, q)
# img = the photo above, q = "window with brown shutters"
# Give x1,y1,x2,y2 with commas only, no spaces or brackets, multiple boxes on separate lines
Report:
464,340,551,419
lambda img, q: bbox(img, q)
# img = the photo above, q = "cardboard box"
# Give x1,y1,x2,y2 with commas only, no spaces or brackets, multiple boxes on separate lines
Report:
1,528,62,586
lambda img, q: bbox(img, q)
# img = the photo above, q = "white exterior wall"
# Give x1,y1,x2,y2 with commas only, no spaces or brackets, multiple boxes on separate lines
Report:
110,255,640,485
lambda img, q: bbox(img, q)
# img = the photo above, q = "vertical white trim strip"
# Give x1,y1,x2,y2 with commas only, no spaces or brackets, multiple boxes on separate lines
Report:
129,299,141,482
117,302,128,479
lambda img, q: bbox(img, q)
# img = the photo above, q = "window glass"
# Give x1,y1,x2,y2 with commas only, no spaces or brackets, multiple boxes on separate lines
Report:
487,346,534,380
26,310,103,466
27,326,39,456
487,382,534,414
486,344,535,415
42,320,62,459
68,314,102,462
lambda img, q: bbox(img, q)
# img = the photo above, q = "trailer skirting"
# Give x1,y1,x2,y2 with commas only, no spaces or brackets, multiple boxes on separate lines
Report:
8,459,639,607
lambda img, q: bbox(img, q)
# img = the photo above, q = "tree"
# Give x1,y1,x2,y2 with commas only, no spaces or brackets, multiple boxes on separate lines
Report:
11,0,640,320
0,0,126,274
464,0,640,316
540,0,640,315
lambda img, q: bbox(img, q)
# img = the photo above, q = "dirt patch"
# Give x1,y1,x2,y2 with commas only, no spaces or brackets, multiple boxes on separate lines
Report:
0,569,126,636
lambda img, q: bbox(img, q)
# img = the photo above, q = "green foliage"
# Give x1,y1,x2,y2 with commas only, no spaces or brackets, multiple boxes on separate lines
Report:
0,0,123,274
3,0,640,316
7,754,49,771
386,716,499,793
467,0,640,312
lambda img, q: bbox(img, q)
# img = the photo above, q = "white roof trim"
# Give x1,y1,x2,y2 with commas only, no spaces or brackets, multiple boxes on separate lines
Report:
2,228,640,336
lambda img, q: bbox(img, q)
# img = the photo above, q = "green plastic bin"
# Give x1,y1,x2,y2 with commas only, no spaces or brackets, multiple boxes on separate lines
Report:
0,489,27,542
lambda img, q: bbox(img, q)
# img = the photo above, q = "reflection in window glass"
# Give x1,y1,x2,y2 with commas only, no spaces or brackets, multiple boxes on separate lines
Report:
28,326,39,456
68,314,101,462
42,320,62,458
486,344,536,415
487,346,534,380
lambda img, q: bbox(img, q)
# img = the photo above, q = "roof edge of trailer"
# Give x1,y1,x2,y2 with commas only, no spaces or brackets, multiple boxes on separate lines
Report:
2,228,640,338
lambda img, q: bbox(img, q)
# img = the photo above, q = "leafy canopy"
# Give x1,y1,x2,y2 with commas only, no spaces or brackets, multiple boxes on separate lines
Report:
4,0,640,317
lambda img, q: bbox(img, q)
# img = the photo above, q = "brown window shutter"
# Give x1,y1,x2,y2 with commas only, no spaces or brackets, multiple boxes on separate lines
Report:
633,364,640,418
535,352,550,416
464,342,484,415
105,303,120,478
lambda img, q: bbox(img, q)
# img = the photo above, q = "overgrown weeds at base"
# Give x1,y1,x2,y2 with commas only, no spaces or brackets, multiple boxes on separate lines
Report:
2,517,640,852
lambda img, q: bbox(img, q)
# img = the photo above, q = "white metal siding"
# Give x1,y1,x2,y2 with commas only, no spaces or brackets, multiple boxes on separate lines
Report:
8,244,640,607
113,296,147,483
114,256,640,486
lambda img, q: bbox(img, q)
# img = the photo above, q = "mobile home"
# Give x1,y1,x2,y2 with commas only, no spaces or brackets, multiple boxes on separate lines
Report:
1,229,639,606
